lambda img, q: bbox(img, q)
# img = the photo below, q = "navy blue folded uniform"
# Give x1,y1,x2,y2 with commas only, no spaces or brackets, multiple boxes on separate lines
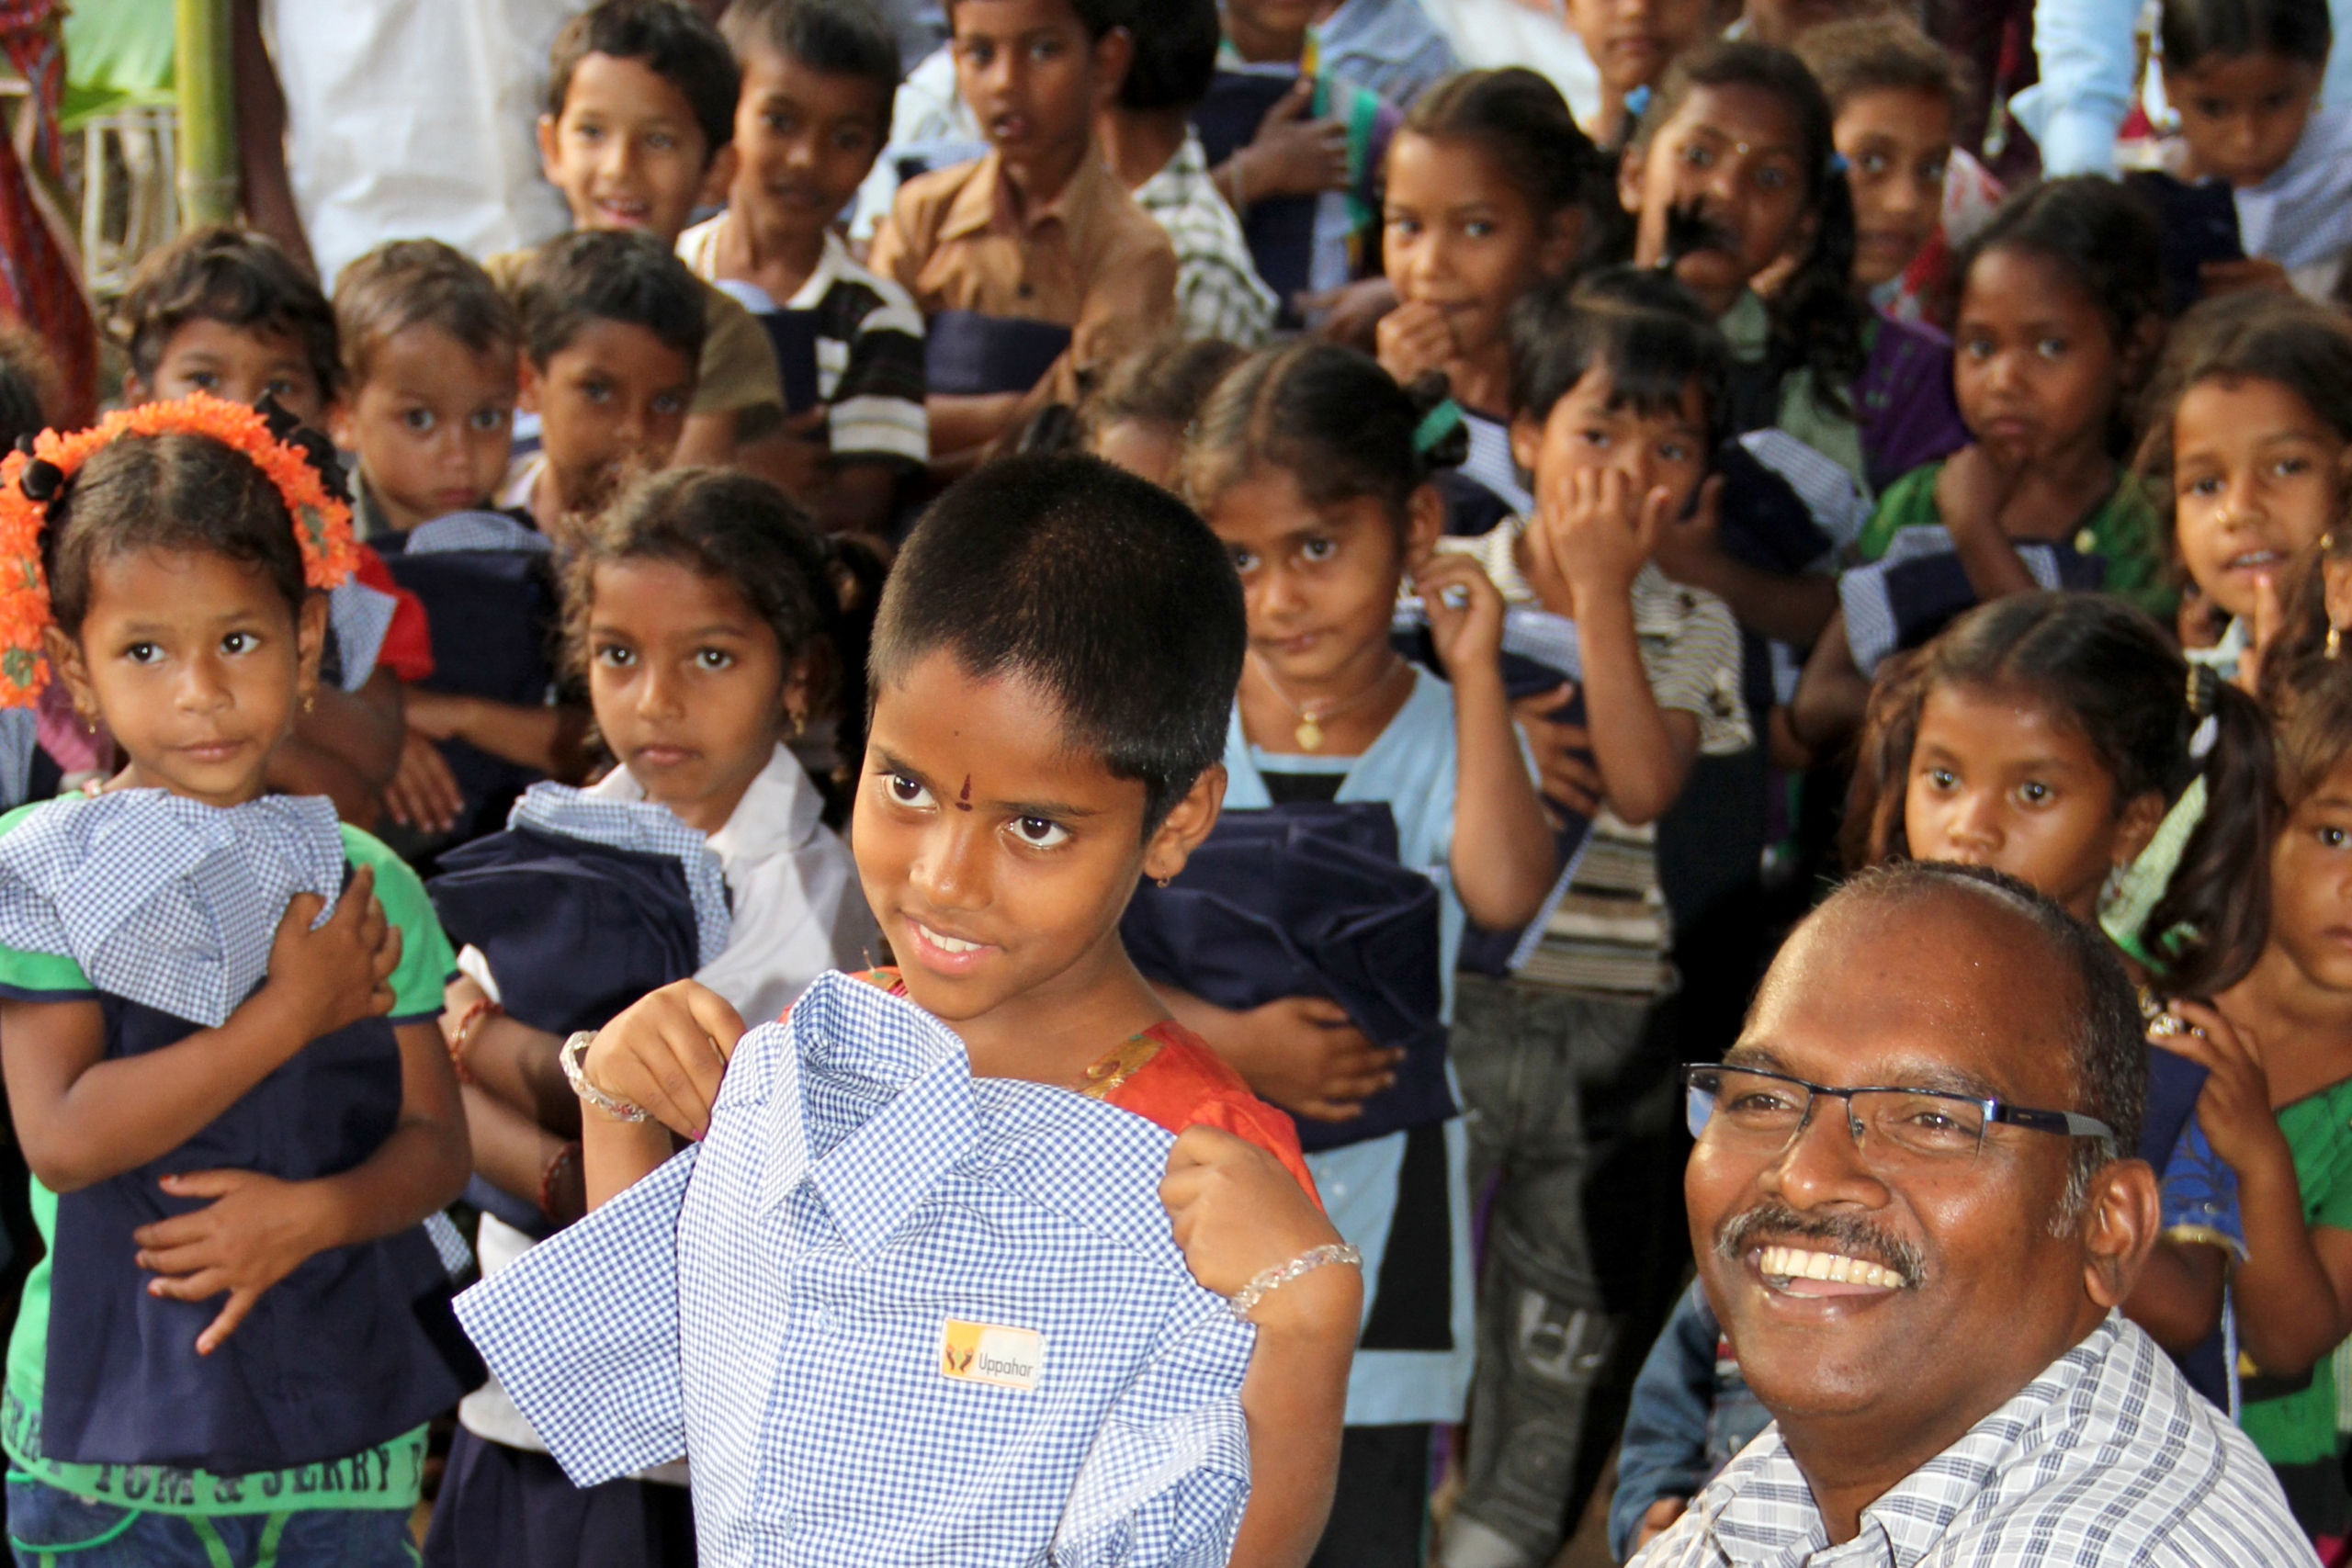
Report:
1121,801,1452,1151
924,310,1072,397
1842,531,2107,678
761,309,823,413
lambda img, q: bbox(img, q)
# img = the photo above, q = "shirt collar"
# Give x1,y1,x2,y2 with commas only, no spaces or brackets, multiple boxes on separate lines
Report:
754,972,981,1264
1719,289,1770,361
938,146,1119,248
596,743,824,883
783,230,854,311
1694,1315,2126,1568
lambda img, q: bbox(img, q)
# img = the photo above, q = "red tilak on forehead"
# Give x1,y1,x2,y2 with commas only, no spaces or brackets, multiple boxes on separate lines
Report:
956,774,972,811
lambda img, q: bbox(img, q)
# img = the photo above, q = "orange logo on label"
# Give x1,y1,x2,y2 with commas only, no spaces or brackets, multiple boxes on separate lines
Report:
939,1318,1044,1392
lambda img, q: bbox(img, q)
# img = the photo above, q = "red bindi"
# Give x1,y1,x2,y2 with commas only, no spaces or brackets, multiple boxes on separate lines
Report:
956,774,972,811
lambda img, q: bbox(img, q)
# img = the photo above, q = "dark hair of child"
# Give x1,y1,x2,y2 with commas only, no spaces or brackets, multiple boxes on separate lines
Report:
40,433,310,639
1404,67,1604,244
1846,592,2276,996
1630,41,1867,418
1181,343,1471,530
334,239,522,389
2259,525,2352,727
1081,336,1248,443
110,225,341,401
0,321,56,452
563,466,842,705
2134,290,2352,577
1794,16,1969,118
1510,265,1729,442
511,229,709,370
720,0,901,132
1121,0,1219,112
548,0,742,156
943,0,1128,42
1951,175,2161,367
869,452,1245,832
2162,0,2332,73
2264,547,2352,809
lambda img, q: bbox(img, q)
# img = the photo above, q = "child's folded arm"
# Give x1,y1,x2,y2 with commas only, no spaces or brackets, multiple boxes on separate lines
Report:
404,689,591,780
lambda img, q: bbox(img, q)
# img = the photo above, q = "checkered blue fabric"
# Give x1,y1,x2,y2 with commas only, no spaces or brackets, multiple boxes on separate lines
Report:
1840,526,2075,677
0,705,34,810
424,1209,475,1277
457,970,1256,1567
0,790,345,1025
506,783,732,967
405,511,553,556
329,577,398,693
1631,1315,2311,1567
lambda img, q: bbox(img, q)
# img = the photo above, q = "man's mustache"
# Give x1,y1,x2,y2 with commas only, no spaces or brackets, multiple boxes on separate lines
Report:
1715,1199,1927,1290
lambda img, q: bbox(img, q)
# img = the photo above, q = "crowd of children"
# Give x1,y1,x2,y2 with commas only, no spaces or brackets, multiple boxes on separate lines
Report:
14,0,2352,1562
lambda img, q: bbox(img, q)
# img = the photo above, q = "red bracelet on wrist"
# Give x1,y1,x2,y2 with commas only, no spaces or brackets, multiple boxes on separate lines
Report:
539,1140,582,1225
447,998,502,1087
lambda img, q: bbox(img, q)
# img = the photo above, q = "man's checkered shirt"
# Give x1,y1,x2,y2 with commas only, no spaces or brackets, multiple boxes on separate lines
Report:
1630,1314,2311,1566
457,971,1257,1567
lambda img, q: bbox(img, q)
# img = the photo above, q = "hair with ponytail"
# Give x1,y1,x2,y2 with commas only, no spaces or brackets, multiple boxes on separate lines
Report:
1179,342,1468,535
1846,592,2276,996
1629,40,1866,421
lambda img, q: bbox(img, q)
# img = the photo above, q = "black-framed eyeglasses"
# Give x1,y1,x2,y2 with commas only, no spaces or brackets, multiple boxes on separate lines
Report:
1680,1064,2118,1168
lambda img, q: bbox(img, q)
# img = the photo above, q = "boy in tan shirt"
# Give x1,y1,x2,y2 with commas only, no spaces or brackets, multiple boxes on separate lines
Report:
870,0,1178,474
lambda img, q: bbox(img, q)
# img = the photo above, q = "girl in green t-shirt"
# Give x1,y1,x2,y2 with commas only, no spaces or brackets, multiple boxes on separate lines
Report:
0,399,469,1564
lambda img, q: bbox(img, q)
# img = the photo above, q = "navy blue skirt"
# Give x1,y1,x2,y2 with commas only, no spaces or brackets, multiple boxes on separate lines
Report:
424,1426,695,1568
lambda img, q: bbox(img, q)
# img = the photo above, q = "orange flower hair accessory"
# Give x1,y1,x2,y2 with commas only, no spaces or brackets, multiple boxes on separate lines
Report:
0,391,357,707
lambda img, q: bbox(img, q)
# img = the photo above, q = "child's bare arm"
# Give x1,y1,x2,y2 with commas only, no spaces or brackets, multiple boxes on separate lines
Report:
2157,1001,2352,1375
1412,554,1555,930
464,1082,584,1227
1159,987,1402,1123
404,690,591,781
1160,1126,1359,1568
134,1018,469,1355
1650,476,1842,649
1528,468,1701,826
928,394,1028,470
1791,607,1873,757
577,979,746,1207
2121,1236,2227,1354
2,871,401,1192
1936,448,2041,604
446,978,578,1135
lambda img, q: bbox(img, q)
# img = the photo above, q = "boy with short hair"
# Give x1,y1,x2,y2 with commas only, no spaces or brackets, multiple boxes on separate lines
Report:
869,0,1179,473
460,453,1360,1567
503,0,786,470
1096,0,1278,347
499,228,705,549
330,240,587,850
680,0,930,536
111,225,432,829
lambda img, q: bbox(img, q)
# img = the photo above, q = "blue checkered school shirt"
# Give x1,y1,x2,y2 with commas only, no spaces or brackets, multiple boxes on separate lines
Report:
457,971,1257,1567
0,789,345,1026
405,510,553,556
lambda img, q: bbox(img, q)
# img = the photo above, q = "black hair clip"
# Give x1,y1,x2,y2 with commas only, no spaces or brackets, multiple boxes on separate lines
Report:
253,392,353,506
2187,661,2221,718
16,436,62,505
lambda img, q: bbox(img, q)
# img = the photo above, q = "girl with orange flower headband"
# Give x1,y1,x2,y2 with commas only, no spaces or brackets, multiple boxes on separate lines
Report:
0,393,475,1562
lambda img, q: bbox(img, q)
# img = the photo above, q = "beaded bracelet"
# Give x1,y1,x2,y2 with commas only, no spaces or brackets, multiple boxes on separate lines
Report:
446,998,502,1087
560,1030,650,1123
1227,1242,1363,1321
539,1139,582,1225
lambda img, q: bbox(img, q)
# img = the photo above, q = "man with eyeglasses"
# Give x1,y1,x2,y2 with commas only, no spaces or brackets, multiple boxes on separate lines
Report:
1631,860,2308,1566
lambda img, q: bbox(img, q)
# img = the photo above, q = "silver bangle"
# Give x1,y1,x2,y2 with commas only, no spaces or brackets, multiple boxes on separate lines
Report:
560,1030,650,1123
1227,1242,1362,1320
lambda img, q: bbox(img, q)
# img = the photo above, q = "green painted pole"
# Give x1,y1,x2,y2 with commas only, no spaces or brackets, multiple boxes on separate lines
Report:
174,0,238,227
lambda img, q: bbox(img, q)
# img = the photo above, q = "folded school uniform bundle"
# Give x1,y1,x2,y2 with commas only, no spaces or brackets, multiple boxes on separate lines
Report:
457,970,1257,1568
1840,525,2107,678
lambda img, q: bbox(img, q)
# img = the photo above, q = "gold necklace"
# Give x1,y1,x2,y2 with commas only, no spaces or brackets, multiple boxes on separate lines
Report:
1250,652,1405,751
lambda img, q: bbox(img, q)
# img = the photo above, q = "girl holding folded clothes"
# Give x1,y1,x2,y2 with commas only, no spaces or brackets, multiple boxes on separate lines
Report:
422,468,877,1568
1163,341,1554,1568
0,397,473,1566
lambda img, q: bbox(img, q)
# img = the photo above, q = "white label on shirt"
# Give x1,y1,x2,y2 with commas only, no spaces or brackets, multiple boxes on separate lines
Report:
939,1318,1045,1392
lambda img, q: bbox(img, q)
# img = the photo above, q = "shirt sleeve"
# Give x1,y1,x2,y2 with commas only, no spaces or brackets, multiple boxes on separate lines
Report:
827,282,931,468
2010,0,2137,177
341,825,458,1022
2161,1117,2247,1257
693,287,786,421
0,802,89,999
1609,1283,1723,1562
1040,222,1180,412
1638,591,1753,758
454,1145,698,1486
1048,1306,1253,1568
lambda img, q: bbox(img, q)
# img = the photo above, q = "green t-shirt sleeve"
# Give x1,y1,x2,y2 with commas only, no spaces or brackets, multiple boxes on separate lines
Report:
340,826,457,1024
1852,462,1943,564
0,802,90,999
2086,478,2179,622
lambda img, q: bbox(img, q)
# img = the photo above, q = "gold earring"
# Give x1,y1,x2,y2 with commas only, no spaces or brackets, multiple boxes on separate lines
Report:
2330,625,2343,662
301,691,316,715
77,710,95,737
1156,875,1171,888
